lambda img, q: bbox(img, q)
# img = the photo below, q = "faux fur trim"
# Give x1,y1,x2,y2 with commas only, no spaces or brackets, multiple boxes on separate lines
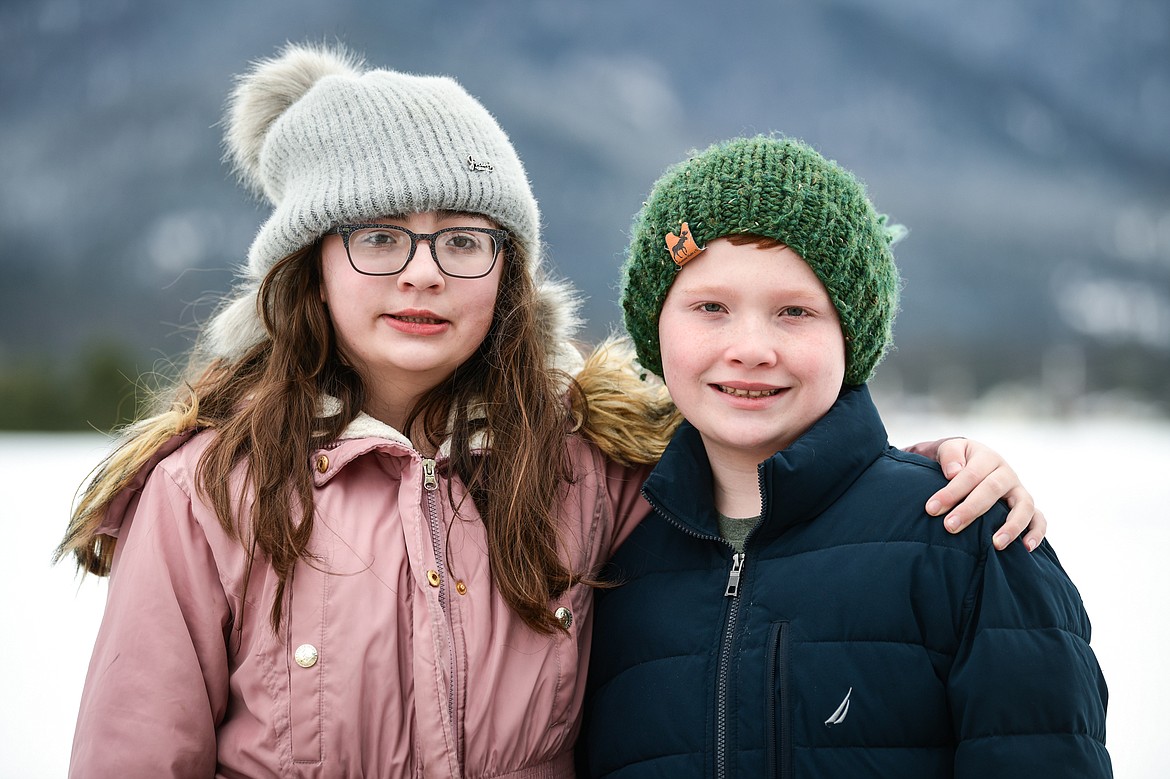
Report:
203,285,267,360
534,274,585,375
573,336,681,466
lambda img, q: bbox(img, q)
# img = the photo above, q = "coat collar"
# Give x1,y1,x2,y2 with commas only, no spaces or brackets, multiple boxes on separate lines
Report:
312,396,491,485
641,384,889,546
318,395,488,456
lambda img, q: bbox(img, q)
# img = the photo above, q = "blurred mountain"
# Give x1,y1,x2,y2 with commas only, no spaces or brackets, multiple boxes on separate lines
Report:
2,0,1168,422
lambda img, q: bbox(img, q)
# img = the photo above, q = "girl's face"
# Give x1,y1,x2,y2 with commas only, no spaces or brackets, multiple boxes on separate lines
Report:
320,210,503,429
657,238,846,470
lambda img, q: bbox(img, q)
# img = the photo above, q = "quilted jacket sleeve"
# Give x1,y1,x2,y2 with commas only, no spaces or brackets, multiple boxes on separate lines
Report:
70,464,232,779
949,538,1112,777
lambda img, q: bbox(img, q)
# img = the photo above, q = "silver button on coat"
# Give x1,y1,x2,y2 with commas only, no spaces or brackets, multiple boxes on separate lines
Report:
294,643,319,668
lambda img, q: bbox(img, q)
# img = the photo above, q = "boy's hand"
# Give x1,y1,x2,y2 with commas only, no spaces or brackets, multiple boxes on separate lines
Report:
906,437,1046,552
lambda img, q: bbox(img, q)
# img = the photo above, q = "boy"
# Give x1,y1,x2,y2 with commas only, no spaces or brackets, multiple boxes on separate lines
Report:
580,136,1110,777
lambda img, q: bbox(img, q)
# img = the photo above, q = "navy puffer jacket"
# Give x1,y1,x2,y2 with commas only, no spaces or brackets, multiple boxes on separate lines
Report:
581,385,1110,778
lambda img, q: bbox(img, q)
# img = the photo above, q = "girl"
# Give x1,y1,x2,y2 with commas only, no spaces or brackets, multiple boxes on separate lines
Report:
57,45,1043,778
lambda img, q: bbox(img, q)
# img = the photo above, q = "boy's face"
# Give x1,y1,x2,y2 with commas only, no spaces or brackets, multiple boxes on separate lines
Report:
657,238,846,467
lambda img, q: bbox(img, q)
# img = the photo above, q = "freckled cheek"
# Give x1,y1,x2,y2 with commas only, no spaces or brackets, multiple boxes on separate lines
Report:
799,333,847,385
660,343,707,390
658,313,715,384
658,347,680,388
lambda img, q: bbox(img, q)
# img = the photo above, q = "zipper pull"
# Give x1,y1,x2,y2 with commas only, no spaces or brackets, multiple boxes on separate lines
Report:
724,552,744,597
422,458,438,491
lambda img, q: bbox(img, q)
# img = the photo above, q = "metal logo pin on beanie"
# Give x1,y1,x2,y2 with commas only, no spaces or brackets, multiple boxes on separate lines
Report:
467,155,494,172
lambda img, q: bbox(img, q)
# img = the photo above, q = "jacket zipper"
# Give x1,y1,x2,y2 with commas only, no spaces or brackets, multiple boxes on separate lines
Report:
422,458,461,768
716,552,745,779
642,491,746,779
716,463,771,778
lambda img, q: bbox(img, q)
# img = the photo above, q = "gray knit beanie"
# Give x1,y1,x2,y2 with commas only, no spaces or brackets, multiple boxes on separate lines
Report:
205,43,578,361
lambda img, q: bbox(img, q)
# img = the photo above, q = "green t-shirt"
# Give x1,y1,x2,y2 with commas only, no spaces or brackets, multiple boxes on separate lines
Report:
717,512,761,553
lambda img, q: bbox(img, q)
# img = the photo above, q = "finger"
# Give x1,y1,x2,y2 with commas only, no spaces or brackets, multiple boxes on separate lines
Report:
925,465,981,523
933,437,970,480
1023,508,1047,552
905,436,963,464
991,487,1039,551
929,466,1013,531
923,440,980,518
903,441,933,457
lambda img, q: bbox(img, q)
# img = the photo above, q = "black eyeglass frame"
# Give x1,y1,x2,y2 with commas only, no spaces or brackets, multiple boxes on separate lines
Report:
330,224,509,279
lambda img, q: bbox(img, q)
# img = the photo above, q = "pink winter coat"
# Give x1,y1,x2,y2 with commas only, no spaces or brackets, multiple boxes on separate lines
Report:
69,415,650,778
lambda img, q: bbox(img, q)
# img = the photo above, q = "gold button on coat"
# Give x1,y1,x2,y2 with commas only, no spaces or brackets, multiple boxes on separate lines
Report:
314,455,329,473
455,580,468,595
554,606,573,629
294,644,319,668
426,569,441,587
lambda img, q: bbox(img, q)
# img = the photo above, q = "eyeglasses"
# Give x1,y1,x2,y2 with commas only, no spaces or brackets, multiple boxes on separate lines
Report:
330,224,508,279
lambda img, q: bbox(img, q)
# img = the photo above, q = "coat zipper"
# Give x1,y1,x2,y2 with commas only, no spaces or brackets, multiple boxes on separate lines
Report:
715,552,745,779
641,455,773,776
641,491,747,779
422,457,461,768
717,464,770,778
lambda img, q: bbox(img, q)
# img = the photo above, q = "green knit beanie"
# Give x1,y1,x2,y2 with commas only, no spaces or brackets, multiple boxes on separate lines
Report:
620,135,903,386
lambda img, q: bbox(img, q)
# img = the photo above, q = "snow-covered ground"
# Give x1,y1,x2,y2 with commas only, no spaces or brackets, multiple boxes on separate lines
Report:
2,417,1166,777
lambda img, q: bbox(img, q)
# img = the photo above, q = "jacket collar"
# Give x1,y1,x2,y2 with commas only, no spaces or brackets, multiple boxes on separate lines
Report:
312,396,492,485
318,395,489,455
641,384,889,546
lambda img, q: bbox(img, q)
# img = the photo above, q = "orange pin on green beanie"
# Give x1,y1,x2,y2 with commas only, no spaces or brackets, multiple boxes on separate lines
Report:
620,135,904,386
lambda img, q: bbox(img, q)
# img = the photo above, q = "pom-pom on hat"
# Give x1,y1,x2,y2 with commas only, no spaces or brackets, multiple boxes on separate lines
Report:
205,43,562,359
620,135,903,386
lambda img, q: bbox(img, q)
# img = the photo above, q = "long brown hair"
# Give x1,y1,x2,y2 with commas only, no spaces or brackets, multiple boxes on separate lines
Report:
57,236,585,635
